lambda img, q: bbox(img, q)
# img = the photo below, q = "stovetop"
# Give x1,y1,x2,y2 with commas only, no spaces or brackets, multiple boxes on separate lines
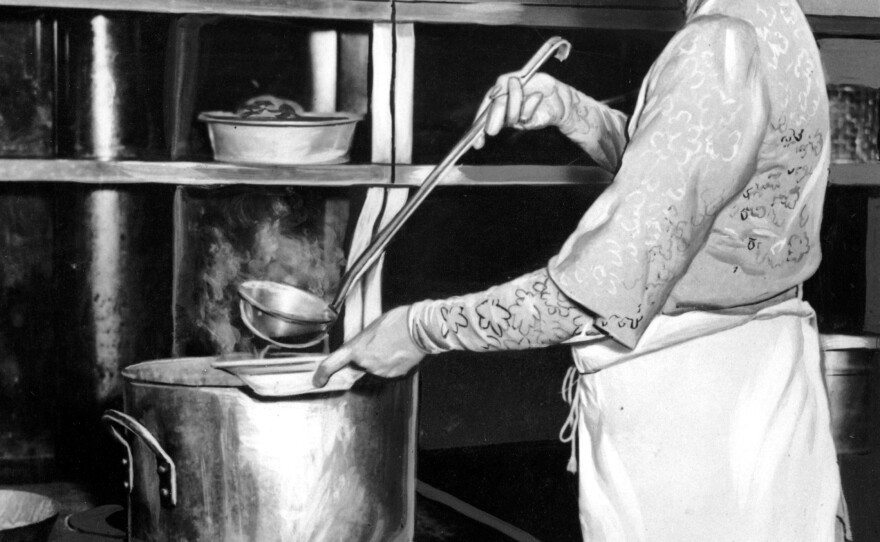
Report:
30,494,530,541
14,439,880,542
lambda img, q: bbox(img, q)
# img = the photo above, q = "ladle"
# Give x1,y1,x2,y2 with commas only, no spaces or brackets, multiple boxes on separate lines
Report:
239,36,573,348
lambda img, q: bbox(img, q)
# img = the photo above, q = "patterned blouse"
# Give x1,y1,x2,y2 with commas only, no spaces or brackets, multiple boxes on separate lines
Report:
549,0,830,348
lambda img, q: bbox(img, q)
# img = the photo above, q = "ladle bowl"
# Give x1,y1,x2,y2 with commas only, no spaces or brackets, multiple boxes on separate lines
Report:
238,280,336,324
238,281,336,348
239,300,330,348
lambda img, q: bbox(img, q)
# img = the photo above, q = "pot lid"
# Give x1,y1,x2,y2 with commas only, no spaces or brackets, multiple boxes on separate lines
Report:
122,357,245,387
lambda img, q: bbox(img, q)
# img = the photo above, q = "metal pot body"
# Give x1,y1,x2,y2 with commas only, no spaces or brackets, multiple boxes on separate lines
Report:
112,357,415,542
821,337,879,455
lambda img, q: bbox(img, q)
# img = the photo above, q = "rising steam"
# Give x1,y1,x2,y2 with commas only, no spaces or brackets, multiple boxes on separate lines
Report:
187,190,348,354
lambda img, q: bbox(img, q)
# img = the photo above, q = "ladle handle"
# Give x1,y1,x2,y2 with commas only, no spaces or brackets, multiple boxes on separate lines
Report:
330,36,572,312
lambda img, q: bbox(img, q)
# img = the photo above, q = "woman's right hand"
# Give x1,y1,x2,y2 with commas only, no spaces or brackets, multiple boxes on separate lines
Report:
473,72,571,150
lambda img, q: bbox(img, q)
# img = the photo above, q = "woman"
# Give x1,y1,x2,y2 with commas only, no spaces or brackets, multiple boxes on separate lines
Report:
314,0,847,539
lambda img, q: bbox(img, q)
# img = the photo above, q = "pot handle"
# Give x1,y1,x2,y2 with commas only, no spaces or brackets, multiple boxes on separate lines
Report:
102,409,178,508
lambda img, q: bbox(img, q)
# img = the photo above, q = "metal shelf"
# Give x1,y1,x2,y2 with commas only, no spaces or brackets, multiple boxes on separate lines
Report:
0,0,392,20
396,0,880,35
0,160,868,188
395,2,684,30
829,163,880,187
396,164,612,186
0,160,391,186
0,160,614,187
801,0,880,19
0,1,872,35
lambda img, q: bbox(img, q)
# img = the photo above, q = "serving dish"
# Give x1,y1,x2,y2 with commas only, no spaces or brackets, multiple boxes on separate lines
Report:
212,354,364,397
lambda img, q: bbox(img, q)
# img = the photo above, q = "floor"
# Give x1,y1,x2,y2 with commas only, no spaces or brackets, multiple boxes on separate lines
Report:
417,440,880,542
4,439,879,541
417,441,581,542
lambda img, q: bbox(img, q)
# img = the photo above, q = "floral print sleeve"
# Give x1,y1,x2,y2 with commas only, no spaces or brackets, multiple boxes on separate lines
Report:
548,16,771,348
408,268,599,354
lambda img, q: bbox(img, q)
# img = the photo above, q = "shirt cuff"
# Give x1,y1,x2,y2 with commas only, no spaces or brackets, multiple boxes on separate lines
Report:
547,256,641,349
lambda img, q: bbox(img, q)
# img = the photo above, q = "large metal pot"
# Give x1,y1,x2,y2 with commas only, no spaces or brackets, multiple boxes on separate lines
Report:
102,357,416,542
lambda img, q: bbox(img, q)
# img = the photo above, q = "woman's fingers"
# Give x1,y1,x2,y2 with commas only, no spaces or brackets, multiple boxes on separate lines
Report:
473,79,507,131
473,73,557,146
521,92,544,125
505,77,524,127
485,94,508,136
312,345,354,388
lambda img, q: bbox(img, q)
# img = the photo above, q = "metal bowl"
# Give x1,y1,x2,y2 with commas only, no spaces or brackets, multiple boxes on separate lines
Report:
198,110,361,166
238,281,337,348
238,280,335,324
0,490,58,542
239,300,330,348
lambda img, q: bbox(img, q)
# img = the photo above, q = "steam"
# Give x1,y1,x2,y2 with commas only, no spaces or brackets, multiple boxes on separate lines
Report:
191,191,348,354
247,219,341,299
200,227,242,354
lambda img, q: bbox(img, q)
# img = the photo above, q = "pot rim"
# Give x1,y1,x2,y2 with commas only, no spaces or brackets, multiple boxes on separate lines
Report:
121,357,244,388
198,110,362,127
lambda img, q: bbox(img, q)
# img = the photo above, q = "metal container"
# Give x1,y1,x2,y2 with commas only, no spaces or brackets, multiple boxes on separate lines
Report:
103,357,416,542
54,185,174,486
0,16,53,157
0,490,58,542
57,14,166,159
821,334,880,455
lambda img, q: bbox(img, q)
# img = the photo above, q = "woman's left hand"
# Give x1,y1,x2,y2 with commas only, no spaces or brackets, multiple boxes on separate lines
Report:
312,306,427,387
473,73,571,150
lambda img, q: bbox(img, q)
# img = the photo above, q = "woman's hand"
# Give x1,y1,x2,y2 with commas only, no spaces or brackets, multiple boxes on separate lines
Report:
473,72,571,150
312,306,426,388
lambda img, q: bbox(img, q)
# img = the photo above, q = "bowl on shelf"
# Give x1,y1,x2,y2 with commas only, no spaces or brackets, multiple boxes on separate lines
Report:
212,354,363,397
198,103,361,166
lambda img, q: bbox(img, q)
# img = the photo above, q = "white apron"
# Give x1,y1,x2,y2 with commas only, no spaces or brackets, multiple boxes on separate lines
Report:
563,298,846,542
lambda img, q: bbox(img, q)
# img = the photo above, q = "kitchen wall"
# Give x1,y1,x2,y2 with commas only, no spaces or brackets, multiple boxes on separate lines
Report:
0,188,54,482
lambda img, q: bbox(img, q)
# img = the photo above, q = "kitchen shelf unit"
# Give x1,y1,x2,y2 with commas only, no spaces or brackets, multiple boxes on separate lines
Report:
0,4,872,336
0,0,393,20
0,1,874,188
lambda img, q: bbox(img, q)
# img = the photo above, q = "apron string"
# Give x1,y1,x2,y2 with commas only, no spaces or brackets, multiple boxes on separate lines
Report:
559,365,582,473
